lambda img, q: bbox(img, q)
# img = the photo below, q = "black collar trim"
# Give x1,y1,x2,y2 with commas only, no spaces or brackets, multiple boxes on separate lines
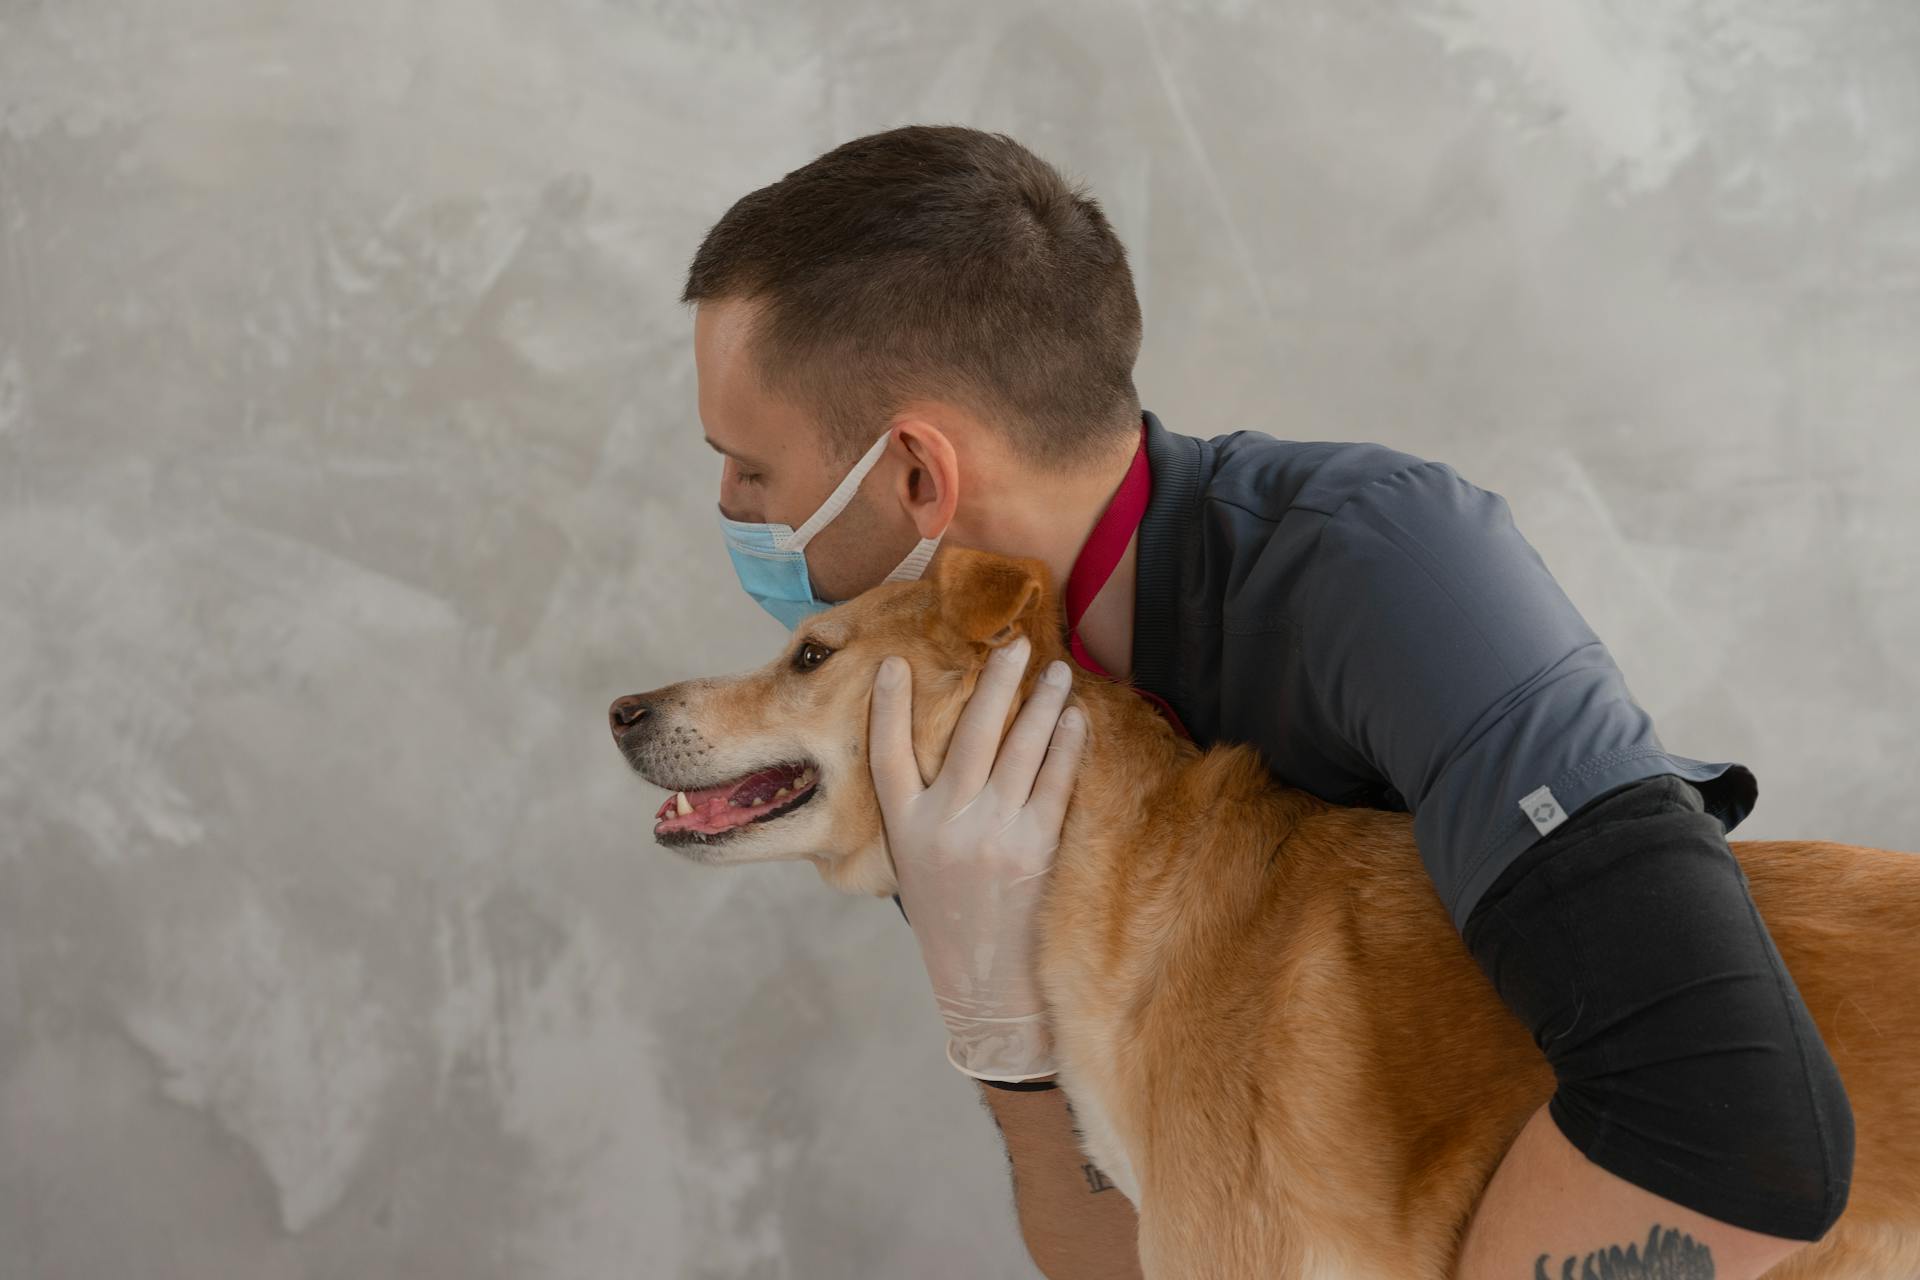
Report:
1133,408,1204,700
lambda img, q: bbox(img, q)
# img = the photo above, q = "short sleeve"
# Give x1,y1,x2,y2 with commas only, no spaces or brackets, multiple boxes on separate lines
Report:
1300,461,1757,933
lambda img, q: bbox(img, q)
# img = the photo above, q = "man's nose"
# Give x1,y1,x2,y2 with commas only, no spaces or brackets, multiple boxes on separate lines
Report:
608,694,651,741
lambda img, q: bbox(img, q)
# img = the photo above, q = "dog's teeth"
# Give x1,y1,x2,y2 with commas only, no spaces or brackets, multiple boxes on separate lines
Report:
674,791,692,816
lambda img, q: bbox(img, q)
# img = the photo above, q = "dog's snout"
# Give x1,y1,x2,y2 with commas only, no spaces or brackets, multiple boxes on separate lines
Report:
609,694,651,739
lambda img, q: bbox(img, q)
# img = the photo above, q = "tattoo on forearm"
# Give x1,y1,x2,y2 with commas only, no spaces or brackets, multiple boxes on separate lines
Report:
1079,1161,1116,1193
1060,1098,1116,1192
1533,1223,1713,1280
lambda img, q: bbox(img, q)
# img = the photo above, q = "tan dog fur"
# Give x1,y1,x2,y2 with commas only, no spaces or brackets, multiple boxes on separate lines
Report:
613,546,1920,1278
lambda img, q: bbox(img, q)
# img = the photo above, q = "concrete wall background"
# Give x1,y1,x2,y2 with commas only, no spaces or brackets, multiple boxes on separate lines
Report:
2,2,1915,1276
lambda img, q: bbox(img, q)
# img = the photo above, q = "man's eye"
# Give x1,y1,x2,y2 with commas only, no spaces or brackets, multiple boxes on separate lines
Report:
795,641,833,670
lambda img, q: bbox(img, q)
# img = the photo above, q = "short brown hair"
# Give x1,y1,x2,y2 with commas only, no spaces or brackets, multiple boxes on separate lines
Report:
681,124,1144,472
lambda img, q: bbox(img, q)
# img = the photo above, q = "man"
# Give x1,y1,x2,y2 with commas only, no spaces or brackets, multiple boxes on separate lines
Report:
683,124,1852,1278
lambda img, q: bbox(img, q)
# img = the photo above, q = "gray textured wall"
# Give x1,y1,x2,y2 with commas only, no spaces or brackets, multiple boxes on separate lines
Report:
3,2,1916,1277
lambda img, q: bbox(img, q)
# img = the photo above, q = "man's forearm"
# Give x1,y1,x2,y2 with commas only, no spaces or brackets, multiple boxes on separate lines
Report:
1454,1104,1813,1279
976,1081,1145,1280
976,1088,1813,1278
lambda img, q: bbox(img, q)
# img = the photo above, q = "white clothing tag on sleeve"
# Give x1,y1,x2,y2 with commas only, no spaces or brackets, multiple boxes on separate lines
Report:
1519,783,1569,837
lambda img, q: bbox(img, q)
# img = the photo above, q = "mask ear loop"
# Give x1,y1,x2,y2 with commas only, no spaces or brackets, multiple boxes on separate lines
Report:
884,519,949,582
783,428,897,552
886,544,934,582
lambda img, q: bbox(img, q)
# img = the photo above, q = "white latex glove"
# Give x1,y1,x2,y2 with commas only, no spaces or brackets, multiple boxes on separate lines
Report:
869,634,1089,1083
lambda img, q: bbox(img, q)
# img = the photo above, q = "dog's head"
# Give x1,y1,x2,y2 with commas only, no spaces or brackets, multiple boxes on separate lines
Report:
608,546,1076,896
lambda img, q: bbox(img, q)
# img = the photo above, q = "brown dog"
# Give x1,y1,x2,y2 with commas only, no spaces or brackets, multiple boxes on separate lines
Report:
610,545,1920,1278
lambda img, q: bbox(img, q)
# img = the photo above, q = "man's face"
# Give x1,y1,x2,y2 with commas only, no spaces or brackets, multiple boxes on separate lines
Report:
693,297,913,607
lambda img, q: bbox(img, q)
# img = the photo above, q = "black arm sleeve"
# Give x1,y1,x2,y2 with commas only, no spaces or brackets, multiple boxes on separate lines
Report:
1462,773,1853,1240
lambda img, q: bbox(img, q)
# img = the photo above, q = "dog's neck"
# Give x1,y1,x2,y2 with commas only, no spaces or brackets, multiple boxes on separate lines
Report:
1042,669,1331,958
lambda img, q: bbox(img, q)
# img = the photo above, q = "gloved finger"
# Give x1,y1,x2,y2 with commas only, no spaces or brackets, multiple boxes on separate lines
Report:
868,655,924,810
939,636,1031,802
986,658,1075,809
1019,702,1087,841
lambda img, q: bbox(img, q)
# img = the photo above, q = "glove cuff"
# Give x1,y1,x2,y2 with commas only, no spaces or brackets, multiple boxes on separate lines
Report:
945,1034,1059,1085
980,1076,1060,1092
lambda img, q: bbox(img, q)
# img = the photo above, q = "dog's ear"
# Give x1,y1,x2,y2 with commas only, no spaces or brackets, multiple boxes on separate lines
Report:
932,547,1057,647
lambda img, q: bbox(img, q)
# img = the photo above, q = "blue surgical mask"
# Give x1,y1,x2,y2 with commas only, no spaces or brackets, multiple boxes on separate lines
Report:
718,428,948,630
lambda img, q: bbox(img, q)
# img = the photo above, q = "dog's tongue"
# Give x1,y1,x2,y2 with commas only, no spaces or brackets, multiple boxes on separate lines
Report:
655,763,814,835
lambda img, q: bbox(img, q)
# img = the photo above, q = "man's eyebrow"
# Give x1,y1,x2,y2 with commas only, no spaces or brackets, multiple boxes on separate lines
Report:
704,437,769,469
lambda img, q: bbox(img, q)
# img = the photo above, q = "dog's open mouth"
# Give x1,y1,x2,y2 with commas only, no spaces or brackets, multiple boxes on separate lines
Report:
653,760,820,843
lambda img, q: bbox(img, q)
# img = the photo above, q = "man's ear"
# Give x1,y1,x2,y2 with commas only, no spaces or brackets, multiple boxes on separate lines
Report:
932,547,1055,647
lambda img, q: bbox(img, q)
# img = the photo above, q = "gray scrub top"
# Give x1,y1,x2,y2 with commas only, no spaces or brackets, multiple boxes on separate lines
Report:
1128,407,1756,933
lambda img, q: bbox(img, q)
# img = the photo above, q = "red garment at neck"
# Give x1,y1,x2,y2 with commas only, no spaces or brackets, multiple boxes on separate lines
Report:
1062,419,1192,742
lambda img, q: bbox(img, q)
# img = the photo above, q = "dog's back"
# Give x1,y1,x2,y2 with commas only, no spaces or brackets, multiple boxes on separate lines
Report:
1044,734,1920,1278
1737,840,1920,1277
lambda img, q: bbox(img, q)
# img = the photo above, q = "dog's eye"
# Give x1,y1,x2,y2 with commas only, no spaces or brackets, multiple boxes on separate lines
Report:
795,640,833,671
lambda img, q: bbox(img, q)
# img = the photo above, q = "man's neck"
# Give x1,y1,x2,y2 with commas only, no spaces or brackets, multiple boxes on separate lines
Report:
958,435,1143,684
1068,527,1137,683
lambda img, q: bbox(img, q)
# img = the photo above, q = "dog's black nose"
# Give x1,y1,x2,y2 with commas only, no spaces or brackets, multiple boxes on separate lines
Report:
609,694,650,739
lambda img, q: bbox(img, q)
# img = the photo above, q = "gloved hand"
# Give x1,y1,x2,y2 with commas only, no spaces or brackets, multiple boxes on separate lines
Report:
868,634,1089,1083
